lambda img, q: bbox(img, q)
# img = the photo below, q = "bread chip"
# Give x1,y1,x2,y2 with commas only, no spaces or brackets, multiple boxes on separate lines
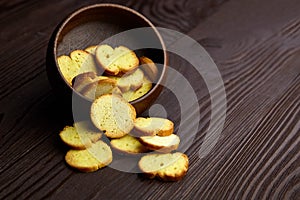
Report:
139,134,180,152
108,75,153,102
90,94,136,138
117,68,144,92
85,45,98,54
95,45,139,75
59,124,102,150
138,152,189,181
70,50,98,74
81,78,122,100
57,55,80,85
65,140,112,172
111,135,149,154
132,117,174,137
139,56,158,82
122,76,152,102
72,72,108,93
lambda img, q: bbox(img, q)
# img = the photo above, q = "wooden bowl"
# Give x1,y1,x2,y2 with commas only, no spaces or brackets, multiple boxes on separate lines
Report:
46,4,167,117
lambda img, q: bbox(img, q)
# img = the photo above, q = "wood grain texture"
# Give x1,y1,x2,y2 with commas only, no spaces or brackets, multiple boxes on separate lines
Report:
0,0,299,199
126,0,227,33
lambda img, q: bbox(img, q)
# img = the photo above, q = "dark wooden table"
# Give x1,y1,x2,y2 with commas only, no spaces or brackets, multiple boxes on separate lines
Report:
1,0,300,199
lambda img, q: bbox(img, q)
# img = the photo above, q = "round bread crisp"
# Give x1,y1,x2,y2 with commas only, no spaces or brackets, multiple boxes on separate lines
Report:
59,124,102,150
117,68,144,92
139,56,158,82
57,55,80,85
122,76,152,102
139,134,180,153
138,152,189,181
132,117,174,137
90,94,136,138
65,140,112,172
82,78,121,100
70,50,98,74
72,72,108,93
95,45,139,76
110,134,149,155
85,45,98,54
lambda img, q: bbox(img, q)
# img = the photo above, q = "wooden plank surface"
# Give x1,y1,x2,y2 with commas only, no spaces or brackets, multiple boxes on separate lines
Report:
0,0,299,199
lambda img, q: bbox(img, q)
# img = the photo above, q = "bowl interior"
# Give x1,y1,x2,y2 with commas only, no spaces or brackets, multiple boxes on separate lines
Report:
55,4,166,98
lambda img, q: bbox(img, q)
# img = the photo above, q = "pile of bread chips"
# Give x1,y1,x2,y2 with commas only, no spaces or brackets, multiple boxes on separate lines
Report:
58,44,189,181
57,45,156,102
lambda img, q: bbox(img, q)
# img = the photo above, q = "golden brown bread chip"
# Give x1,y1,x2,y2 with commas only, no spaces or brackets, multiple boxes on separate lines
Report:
70,50,98,74
72,72,98,92
132,117,174,137
139,134,180,153
110,134,149,155
95,45,139,76
121,76,153,102
85,45,98,54
59,121,102,150
65,140,112,172
81,78,122,100
138,152,189,181
57,55,80,85
139,56,158,82
90,94,136,138
116,68,144,92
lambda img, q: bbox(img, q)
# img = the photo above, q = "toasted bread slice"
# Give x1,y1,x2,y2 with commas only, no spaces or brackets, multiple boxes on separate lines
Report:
59,124,102,150
81,78,122,100
85,45,98,54
132,117,174,137
110,134,149,154
70,50,98,74
117,68,144,92
139,134,180,152
91,94,136,138
108,75,152,102
72,72,108,93
57,55,80,85
139,56,158,82
122,76,152,102
72,71,98,90
138,152,189,181
65,140,112,172
95,45,139,75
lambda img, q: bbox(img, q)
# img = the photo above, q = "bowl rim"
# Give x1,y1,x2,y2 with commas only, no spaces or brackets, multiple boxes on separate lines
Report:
53,3,168,104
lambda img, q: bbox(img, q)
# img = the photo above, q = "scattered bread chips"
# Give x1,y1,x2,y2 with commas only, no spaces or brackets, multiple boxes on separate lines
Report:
57,45,188,181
